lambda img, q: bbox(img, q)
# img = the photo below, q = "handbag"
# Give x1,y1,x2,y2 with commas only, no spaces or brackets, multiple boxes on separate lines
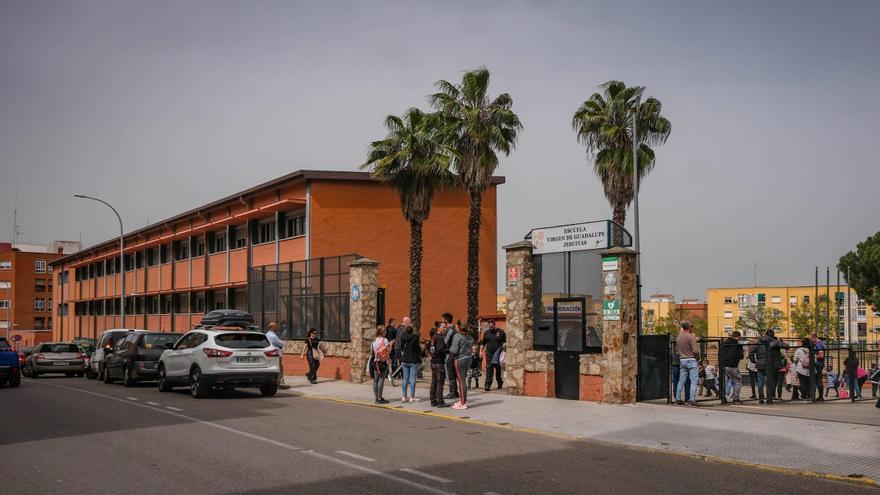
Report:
314,347,324,361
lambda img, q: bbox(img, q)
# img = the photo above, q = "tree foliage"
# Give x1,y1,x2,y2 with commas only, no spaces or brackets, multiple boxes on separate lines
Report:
838,231,880,309
572,81,671,233
430,68,522,333
652,309,708,338
734,305,787,338
789,295,838,340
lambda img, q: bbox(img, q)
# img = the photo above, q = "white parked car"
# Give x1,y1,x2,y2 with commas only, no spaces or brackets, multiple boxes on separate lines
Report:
157,329,280,398
91,329,135,380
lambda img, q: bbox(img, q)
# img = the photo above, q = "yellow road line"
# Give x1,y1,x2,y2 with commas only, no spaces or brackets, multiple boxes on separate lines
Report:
301,394,878,488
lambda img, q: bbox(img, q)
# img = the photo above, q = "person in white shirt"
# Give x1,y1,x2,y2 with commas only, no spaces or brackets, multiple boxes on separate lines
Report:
265,322,288,388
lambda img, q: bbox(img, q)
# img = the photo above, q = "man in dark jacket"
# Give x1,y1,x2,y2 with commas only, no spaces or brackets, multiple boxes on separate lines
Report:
748,330,789,404
480,319,506,391
430,324,450,407
442,313,459,400
722,330,744,404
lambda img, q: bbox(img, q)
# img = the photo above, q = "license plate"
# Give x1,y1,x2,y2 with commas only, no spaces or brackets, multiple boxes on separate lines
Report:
54,361,70,366
236,356,260,363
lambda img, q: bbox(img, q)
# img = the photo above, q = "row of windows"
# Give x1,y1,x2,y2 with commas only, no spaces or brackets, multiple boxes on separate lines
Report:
34,298,53,311
70,211,307,282
0,260,48,272
69,289,245,316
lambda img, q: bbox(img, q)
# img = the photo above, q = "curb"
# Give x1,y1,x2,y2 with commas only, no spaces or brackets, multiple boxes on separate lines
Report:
301,394,879,489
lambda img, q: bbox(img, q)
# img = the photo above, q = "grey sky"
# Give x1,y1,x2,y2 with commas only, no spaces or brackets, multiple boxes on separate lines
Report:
1,0,877,299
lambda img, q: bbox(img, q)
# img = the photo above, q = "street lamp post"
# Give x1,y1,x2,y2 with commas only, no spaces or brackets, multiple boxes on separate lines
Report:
74,195,125,328
632,95,642,337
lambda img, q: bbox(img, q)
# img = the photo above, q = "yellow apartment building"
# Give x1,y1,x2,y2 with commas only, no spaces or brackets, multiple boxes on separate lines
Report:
707,285,879,344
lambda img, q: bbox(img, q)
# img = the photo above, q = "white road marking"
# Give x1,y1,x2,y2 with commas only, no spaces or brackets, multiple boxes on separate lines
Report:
399,468,453,484
32,381,455,495
145,401,160,406
165,406,183,412
126,397,138,401
334,450,376,462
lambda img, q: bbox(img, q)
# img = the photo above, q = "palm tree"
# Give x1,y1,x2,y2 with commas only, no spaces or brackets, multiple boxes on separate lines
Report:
429,68,522,333
362,108,452,332
572,81,671,242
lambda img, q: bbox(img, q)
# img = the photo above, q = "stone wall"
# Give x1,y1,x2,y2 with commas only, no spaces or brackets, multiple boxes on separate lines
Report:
502,241,535,395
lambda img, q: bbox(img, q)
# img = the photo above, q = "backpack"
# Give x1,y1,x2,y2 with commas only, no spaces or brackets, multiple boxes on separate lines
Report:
375,338,389,361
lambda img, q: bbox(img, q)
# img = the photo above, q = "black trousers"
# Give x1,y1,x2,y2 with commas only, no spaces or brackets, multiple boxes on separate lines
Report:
307,355,320,381
446,358,458,396
748,370,758,397
430,363,446,403
485,357,502,389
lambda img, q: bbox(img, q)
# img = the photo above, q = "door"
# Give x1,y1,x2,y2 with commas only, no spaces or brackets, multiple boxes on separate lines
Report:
165,332,196,377
637,334,670,401
554,298,585,400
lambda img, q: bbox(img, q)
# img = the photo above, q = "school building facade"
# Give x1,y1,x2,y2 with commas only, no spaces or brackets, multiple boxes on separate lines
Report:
51,170,501,349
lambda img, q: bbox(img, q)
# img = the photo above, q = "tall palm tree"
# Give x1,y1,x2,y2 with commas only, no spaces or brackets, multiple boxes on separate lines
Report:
430,68,522,333
362,108,452,332
572,81,671,242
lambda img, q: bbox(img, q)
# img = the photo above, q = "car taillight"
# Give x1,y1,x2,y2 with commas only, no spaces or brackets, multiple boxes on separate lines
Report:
264,349,280,357
203,348,233,358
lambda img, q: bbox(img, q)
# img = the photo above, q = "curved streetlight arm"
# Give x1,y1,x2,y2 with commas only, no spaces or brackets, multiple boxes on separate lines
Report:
74,194,126,329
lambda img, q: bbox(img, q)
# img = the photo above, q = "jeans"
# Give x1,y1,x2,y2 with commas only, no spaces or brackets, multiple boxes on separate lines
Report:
307,354,320,382
401,363,418,398
485,354,502,389
676,358,698,402
848,374,862,399
724,367,742,401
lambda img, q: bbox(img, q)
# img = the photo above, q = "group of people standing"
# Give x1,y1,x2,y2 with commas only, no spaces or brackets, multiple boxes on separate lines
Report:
674,324,880,409
369,315,506,410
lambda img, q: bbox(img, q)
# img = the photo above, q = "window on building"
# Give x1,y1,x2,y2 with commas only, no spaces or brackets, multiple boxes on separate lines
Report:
0,300,9,309
723,311,733,318
857,323,867,338
34,298,45,311
35,279,46,292
790,296,797,306
209,232,227,253
281,211,306,239
146,295,159,315
857,299,867,319
194,292,205,313
47,317,52,329
233,225,247,248
135,251,144,269
0,261,11,270
757,293,766,305
174,293,190,314
803,295,810,305
34,317,45,330
723,326,733,334
96,261,104,277
175,241,190,261
256,219,276,245
160,244,170,264
738,294,755,308
35,259,47,273
723,296,734,304
47,299,53,312
771,296,781,304
193,237,205,257
146,247,160,267
0,281,10,289
95,300,104,316
161,294,172,314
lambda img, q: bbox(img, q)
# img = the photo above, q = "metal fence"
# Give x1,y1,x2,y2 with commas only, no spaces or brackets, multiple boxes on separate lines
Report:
248,254,359,342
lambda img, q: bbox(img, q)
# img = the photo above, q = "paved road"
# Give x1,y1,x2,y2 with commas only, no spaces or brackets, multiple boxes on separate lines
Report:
2,376,875,494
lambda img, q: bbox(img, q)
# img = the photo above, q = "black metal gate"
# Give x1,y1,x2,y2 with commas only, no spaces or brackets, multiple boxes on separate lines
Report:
637,334,669,401
247,254,359,341
554,298,586,400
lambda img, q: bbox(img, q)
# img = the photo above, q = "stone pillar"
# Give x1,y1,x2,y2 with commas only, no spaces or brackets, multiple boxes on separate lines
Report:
502,241,535,395
600,247,639,404
348,258,379,384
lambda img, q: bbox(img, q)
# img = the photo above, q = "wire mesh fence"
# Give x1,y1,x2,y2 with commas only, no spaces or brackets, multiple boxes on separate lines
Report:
248,254,359,341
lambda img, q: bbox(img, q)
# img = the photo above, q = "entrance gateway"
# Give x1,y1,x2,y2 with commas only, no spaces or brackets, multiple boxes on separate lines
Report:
526,220,630,400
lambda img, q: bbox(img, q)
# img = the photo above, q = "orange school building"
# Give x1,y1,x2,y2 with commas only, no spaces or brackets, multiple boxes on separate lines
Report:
52,170,501,356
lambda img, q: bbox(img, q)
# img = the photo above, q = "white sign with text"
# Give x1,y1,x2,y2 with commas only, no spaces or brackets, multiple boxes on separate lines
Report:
529,221,608,254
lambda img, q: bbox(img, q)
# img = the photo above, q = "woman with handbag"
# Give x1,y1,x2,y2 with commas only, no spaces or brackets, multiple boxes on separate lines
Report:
301,328,323,384
370,325,390,404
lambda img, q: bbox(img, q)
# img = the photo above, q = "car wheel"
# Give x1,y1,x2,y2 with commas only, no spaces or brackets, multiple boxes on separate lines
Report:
123,367,134,387
22,366,31,378
9,371,20,388
157,365,173,392
103,366,114,384
260,383,278,397
190,367,208,398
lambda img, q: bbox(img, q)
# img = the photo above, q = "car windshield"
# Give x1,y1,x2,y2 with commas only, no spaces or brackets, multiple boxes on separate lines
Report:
214,333,270,349
42,344,79,353
142,334,181,349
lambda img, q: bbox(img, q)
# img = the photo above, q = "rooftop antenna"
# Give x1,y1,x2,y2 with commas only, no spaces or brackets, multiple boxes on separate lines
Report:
12,173,20,244
753,263,758,287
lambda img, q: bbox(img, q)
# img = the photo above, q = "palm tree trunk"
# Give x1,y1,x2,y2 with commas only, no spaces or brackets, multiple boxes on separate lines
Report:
466,190,481,334
409,220,423,333
612,206,626,246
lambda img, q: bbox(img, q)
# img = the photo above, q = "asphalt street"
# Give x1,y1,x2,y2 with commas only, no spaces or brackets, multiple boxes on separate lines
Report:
2,376,875,495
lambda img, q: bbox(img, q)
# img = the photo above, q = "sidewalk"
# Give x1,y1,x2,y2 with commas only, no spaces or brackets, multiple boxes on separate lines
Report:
283,376,880,484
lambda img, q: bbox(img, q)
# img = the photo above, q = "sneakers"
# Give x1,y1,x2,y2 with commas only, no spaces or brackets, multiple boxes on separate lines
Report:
675,400,684,405
452,402,468,410
435,402,450,408
410,397,421,403
375,398,389,404
731,400,743,405
686,401,697,407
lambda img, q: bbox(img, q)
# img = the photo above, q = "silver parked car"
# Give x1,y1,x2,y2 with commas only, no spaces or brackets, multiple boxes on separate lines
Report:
27,342,88,378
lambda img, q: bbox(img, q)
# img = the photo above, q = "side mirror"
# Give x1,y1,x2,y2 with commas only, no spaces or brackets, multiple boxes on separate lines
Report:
164,342,174,350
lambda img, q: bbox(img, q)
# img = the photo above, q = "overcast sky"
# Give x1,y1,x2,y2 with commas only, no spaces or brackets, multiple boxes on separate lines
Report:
1,0,877,299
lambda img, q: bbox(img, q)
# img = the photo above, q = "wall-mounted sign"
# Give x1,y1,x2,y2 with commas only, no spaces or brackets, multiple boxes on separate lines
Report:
507,266,519,286
603,299,621,321
602,256,619,271
604,271,617,287
528,221,609,254
351,284,361,302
